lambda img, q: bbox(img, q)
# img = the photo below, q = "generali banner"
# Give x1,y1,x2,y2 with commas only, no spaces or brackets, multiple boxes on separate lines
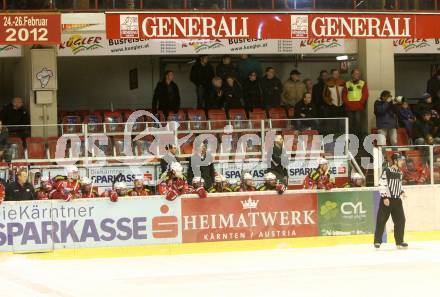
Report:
106,13,440,40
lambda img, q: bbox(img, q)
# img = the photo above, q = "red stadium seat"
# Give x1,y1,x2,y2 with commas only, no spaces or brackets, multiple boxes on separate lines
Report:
112,136,133,157
249,108,267,129
287,107,295,118
26,138,46,159
268,107,287,128
84,113,103,133
228,108,249,129
187,109,207,130
104,111,124,133
8,137,24,160
167,110,188,130
62,115,82,134
397,128,410,146
208,109,227,130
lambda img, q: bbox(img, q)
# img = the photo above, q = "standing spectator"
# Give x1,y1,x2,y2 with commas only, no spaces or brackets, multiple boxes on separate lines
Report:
207,76,225,109
236,54,263,84
323,69,346,117
303,78,313,94
216,55,237,82
190,55,215,109
294,92,317,130
187,142,215,189
282,69,307,108
243,71,263,110
269,135,288,184
5,167,35,201
312,70,329,109
0,121,11,163
261,67,283,108
412,110,440,145
415,93,438,120
223,76,243,110
427,69,440,109
0,97,30,141
374,90,398,146
342,69,369,136
399,99,415,136
160,144,178,175
152,70,181,117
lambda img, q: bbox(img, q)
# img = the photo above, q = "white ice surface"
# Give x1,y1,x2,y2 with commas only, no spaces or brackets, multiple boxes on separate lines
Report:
1,241,440,297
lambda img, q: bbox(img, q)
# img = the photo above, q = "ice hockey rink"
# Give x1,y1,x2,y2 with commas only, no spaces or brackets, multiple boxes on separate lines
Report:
1,240,440,297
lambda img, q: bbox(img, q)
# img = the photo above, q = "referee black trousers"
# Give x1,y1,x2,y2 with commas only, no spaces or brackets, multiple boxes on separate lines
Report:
374,198,406,245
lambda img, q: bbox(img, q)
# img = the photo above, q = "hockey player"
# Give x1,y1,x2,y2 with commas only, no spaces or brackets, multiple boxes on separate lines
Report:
158,162,189,201
303,157,334,190
36,176,53,200
0,182,5,204
258,172,286,195
190,176,208,199
208,174,232,193
228,179,241,192
101,181,129,202
50,165,82,201
350,172,365,187
81,177,99,198
128,175,151,196
240,172,257,192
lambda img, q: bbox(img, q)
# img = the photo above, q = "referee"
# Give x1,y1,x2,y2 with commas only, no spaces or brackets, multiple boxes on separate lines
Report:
374,153,408,249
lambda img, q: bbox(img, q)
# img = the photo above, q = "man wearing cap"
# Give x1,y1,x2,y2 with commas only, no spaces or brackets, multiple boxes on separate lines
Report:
374,153,408,249
282,69,307,108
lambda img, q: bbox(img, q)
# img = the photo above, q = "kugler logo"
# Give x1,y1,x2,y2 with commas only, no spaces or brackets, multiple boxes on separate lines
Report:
393,38,431,52
0,45,18,52
59,35,103,55
182,39,224,53
300,39,342,52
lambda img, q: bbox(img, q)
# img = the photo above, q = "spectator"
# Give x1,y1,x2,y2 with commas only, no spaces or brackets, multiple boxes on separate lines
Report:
190,55,215,109
223,76,243,110
0,97,30,141
207,76,225,109
427,69,440,109
303,78,313,94
152,70,181,117
160,144,178,175
0,121,11,163
261,67,283,108
374,90,398,146
242,71,263,110
323,69,345,116
415,93,438,120
312,70,329,109
5,167,35,201
269,135,288,183
402,159,430,185
399,99,416,135
412,110,440,145
342,69,369,136
294,92,317,130
282,69,307,108
187,142,215,189
216,55,237,82
237,54,263,84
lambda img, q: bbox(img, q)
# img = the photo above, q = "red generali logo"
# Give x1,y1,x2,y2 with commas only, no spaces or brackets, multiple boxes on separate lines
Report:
152,205,178,239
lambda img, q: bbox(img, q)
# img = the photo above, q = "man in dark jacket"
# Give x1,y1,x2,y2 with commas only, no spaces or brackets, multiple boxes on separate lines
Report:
160,144,178,175
216,55,237,82
5,167,36,201
414,93,438,121
427,70,440,109
269,135,288,184
294,92,317,130
0,121,11,163
312,70,329,111
261,67,283,108
0,97,30,141
152,70,181,117
374,90,398,146
187,142,215,189
190,55,215,109
243,71,263,110
237,54,263,84
223,76,243,111
412,110,440,145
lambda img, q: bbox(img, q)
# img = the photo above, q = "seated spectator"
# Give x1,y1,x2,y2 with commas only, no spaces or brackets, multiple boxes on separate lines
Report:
0,121,11,163
399,99,416,136
294,92,317,130
223,76,243,110
323,69,345,116
243,71,263,110
402,159,430,185
152,70,181,117
374,90,398,146
207,76,224,109
237,54,263,84
261,67,283,108
412,110,440,145
415,93,439,122
216,55,237,82
5,167,35,201
282,69,307,108
0,97,30,142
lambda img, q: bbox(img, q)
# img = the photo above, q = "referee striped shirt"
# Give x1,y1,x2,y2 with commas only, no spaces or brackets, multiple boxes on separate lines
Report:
378,166,404,199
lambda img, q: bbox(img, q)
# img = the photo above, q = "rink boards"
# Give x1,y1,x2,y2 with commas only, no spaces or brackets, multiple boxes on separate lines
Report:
0,188,382,253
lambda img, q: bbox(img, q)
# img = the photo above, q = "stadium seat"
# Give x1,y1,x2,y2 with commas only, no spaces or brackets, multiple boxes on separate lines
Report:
397,128,410,146
121,110,146,132
62,115,82,134
84,113,103,133
167,110,188,130
187,109,207,130
133,138,154,157
228,108,249,129
8,137,24,160
287,107,295,118
268,107,288,128
104,111,124,133
249,108,267,129
208,109,227,130
26,138,46,159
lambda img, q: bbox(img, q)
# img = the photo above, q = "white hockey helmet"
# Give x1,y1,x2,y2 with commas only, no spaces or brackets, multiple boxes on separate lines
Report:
318,157,329,166
242,172,253,180
81,176,92,185
192,176,204,185
114,182,127,190
215,174,226,183
170,162,183,174
40,176,50,183
351,172,363,180
229,179,239,186
65,165,79,179
264,172,276,181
